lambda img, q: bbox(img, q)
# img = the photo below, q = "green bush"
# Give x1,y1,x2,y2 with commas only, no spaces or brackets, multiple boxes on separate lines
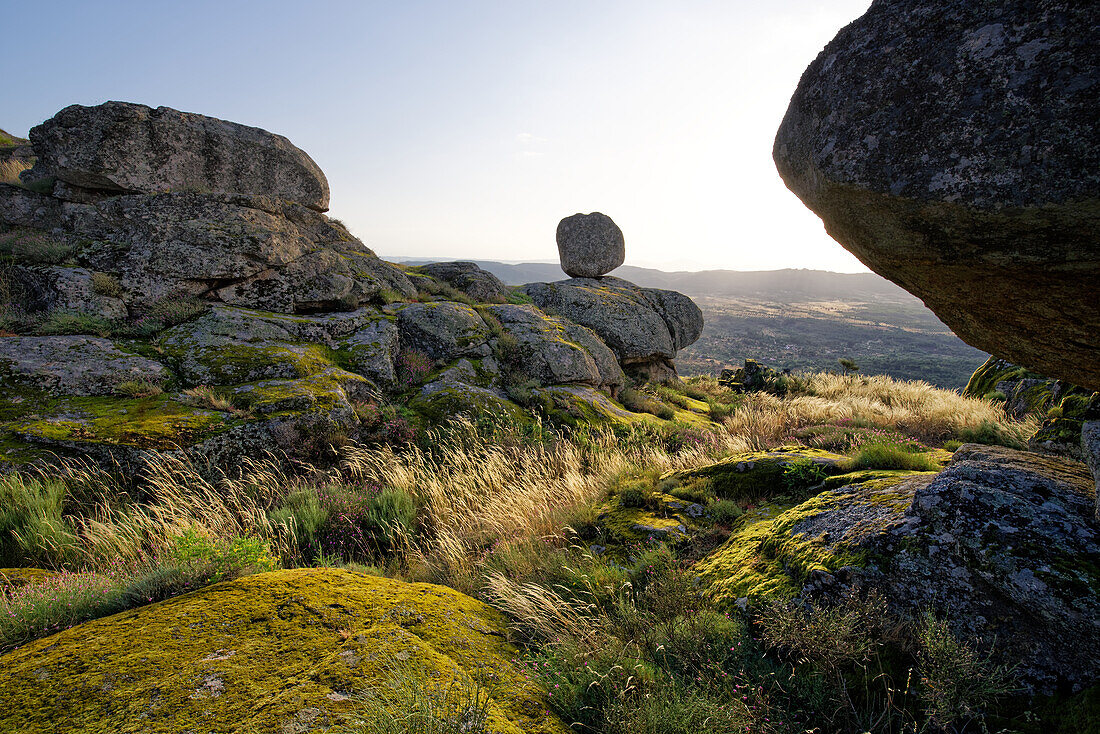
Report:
269,489,330,561
167,528,277,584
35,310,115,338
618,485,648,508
0,474,79,568
956,420,1027,450
845,442,940,472
707,499,742,526
782,457,830,490
619,388,675,420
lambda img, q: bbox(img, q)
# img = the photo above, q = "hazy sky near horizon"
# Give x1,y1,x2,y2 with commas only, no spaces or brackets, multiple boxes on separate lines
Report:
5,0,874,273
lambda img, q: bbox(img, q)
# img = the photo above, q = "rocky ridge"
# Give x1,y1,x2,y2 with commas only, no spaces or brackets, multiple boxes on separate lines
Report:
0,101,704,471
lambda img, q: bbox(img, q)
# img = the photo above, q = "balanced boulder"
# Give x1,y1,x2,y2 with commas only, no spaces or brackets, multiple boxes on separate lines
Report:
774,0,1100,390
23,102,330,211
556,212,625,278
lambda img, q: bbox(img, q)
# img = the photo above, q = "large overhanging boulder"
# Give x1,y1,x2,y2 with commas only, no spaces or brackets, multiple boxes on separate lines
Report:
23,102,330,211
774,0,1100,390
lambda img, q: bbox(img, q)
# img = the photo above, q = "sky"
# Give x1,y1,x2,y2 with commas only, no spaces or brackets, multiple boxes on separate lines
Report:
3,0,873,273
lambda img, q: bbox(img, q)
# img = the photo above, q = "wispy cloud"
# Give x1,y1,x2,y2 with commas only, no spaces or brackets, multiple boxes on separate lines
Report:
516,132,548,145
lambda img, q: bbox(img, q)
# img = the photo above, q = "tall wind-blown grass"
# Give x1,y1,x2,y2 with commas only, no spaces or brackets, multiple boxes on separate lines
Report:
722,372,1038,449
340,419,748,585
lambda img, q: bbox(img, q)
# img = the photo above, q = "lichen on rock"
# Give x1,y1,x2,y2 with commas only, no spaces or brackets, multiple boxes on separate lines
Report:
0,568,569,734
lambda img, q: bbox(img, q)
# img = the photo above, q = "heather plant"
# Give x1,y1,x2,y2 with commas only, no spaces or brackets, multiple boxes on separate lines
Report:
396,349,432,387
0,531,278,652
354,401,418,444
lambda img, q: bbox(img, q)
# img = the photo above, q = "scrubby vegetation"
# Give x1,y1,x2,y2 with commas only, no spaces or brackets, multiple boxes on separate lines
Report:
0,366,1061,732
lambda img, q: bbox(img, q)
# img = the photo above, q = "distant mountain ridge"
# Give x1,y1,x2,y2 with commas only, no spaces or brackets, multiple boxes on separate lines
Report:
387,258,917,301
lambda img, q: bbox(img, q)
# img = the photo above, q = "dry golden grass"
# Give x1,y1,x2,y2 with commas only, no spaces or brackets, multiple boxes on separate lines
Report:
722,372,1038,448
483,570,604,646
340,419,747,584
4,373,1034,583
0,158,31,187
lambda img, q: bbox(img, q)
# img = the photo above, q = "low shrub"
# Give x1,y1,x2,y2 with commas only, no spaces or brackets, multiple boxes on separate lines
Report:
166,528,277,585
707,498,742,526
782,457,830,490
956,419,1029,450
114,379,163,398
0,474,78,568
354,401,417,445
916,612,1016,730
396,350,432,388
0,226,74,264
619,387,675,420
845,442,941,472
0,570,125,651
35,310,114,338
90,272,123,298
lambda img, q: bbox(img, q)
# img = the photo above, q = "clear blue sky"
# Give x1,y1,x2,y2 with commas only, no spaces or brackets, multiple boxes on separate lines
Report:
3,0,872,272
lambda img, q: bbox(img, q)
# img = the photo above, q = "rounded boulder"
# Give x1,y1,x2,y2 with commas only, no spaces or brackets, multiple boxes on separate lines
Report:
556,212,625,278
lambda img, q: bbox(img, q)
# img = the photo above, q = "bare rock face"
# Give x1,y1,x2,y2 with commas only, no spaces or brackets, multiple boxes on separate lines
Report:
774,0,1100,390
556,212,625,278
24,102,330,211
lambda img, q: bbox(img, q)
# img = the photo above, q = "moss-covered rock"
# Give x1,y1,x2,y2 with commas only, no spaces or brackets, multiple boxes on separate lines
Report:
0,335,166,396
156,306,377,386
699,444,1100,694
389,302,491,366
519,276,702,381
409,380,528,426
0,568,568,734
0,567,53,591
534,384,644,427
484,304,624,393
4,394,233,451
694,470,933,606
668,447,848,501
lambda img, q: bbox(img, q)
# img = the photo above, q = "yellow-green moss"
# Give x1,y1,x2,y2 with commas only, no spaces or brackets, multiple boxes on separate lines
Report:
0,568,568,734
232,369,364,417
537,385,644,427
963,356,1038,400
409,384,530,426
0,567,52,591
695,471,932,608
160,340,336,385
7,395,231,449
671,447,848,501
694,503,803,604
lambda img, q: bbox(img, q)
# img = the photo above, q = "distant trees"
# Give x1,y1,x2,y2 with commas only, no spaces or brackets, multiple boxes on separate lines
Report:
838,357,860,373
